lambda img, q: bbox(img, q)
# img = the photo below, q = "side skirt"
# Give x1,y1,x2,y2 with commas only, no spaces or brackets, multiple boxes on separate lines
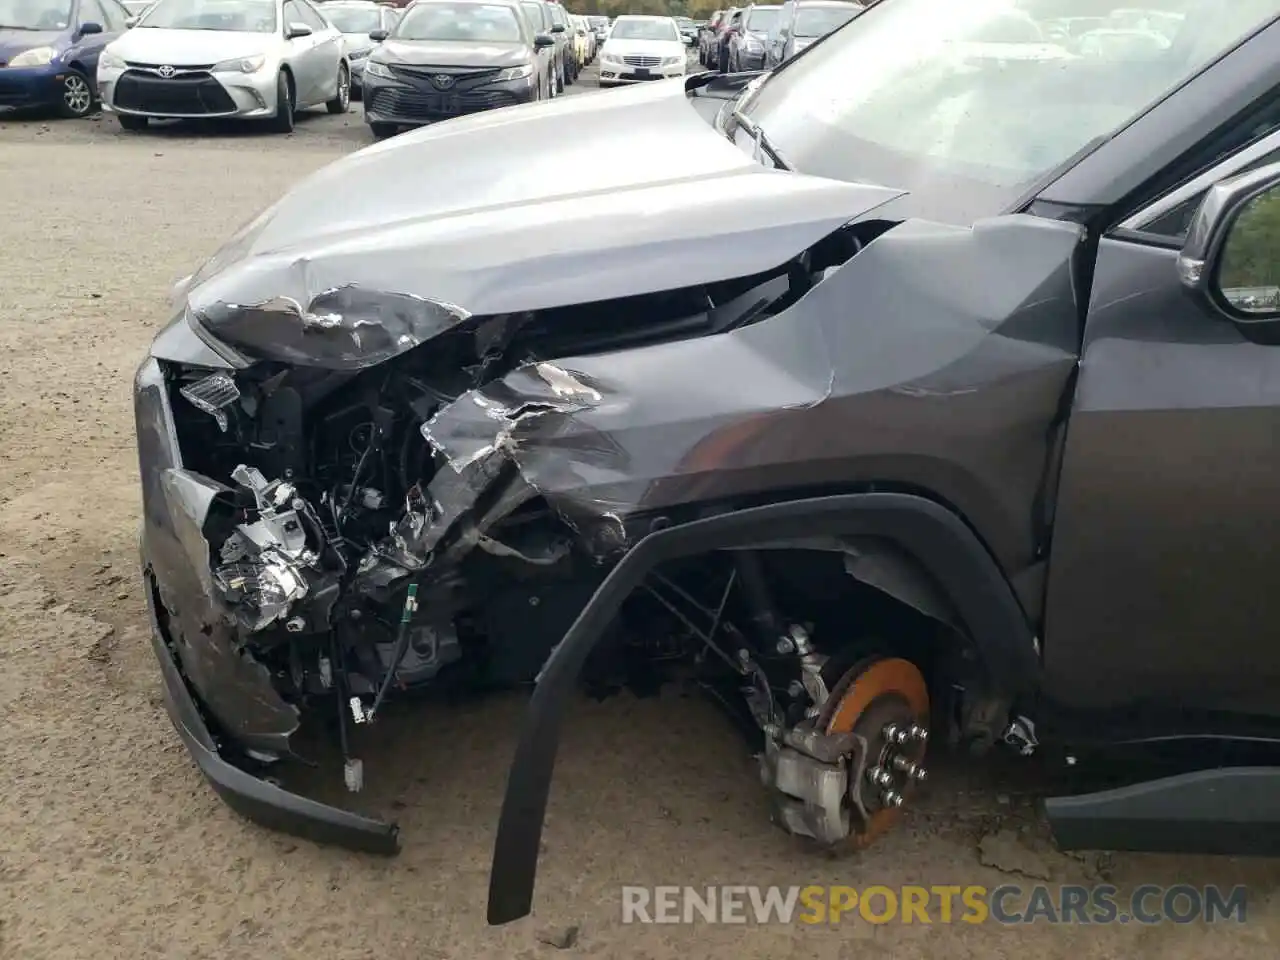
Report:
1046,766,1280,856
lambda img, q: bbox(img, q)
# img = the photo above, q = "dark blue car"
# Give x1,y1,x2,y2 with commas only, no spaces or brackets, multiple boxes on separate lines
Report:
0,0,131,117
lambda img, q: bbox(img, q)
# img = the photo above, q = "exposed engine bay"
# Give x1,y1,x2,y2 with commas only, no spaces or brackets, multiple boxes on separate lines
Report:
160,217,959,840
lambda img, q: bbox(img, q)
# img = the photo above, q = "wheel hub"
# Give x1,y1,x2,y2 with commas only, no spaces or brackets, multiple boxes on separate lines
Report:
817,657,929,847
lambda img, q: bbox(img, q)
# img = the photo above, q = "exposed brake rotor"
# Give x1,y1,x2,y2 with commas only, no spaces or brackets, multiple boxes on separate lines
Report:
816,656,930,848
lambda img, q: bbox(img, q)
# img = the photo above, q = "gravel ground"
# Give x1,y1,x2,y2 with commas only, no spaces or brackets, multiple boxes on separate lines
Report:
2,60,1280,960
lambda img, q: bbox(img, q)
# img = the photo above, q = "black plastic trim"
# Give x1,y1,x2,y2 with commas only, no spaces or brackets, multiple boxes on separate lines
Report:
144,576,402,857
1046,767,1280,856
486,491,1039,924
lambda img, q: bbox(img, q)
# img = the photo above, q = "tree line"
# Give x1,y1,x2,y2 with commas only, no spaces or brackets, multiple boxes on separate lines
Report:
568,0,723,19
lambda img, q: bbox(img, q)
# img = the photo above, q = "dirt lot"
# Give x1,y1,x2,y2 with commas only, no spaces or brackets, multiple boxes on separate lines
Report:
2,68,1280,960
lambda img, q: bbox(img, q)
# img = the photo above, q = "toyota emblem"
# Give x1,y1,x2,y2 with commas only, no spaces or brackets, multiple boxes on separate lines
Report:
431,74,455,89
158,65,176,78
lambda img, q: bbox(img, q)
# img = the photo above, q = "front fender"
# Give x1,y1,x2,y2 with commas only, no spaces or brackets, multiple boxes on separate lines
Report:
486,491,1039,924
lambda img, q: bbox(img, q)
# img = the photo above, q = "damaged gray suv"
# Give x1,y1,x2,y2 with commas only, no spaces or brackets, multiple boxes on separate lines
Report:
135,0,1280,926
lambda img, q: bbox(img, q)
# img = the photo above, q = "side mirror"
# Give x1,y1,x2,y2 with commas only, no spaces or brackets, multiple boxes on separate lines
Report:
286,22,313,38
79,20,103,34
533,32,554,47
550,22,564,32
369,28,388,40
1180,161,1280,342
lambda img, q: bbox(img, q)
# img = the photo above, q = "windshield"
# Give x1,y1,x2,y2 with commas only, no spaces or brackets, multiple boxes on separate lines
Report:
742,0,1280,224
0,0,72,28
396,1,522,41
744,6,778,30
324,5,380,32
138,0,277,30
610,17,678,40
519,1,544,29
793,5,858,36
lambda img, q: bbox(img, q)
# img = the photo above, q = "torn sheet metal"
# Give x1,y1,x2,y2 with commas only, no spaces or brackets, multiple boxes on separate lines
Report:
194,284,472,370
421,214,1082,574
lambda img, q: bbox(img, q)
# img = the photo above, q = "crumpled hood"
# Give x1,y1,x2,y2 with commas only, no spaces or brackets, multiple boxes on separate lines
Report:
0,30,65,61
181,79,905,329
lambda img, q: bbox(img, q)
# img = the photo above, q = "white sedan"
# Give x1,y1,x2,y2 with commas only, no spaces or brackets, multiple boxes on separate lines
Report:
97,0,350,133
597,14,686,87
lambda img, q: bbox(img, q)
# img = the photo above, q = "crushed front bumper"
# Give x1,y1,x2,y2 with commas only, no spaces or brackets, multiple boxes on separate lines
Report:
136,356,399,855
144,570,401,854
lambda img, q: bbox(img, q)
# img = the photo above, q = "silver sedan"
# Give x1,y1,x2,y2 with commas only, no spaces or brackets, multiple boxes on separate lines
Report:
97,0,350,133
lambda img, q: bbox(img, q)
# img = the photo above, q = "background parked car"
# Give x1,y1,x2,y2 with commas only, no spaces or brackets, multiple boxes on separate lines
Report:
596,13,684,87
362,0,550,138
567,11,587,70
97,0,349,133
0,0,130,118
318,0,399,96
571,13,593,62
710,6,740,71
726,2,779,71
587,12,607,41
545,2,576,81
697,8,723,64
674,14,696,44
516,0,557,95
765,0,860,67
519,0,567,91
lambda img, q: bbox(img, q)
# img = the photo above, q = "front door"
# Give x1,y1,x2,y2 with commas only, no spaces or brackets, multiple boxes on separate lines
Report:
1043,139,1280,730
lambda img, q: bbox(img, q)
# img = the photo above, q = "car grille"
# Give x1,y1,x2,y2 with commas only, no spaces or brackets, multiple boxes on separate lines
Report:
387,64,502,89
113,69,236,115
367,86,520,120
622,55,661,67
124,61,217,70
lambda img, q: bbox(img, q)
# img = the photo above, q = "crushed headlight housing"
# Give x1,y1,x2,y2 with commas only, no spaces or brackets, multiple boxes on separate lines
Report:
190,286,472,370
179,372,241,432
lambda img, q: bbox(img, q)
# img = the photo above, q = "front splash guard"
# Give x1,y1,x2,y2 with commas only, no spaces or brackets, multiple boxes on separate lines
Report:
486,491,1040,924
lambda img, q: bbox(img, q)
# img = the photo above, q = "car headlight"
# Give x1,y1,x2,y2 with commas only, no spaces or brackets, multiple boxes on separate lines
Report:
8,46,57,68
744,38,763,52
347,48,368,60
493,63,534,81
212,54,266,73
662,55,683,66
363,59,393,79
99,49,127,70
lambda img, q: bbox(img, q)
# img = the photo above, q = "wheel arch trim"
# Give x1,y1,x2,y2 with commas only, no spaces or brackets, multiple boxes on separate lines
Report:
486,490,1040,925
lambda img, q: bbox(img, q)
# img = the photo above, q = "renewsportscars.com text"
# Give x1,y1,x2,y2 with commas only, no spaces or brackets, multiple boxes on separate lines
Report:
620,884,1248,925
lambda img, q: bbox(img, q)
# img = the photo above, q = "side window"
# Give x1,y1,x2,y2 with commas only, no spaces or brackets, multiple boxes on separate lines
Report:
297,0,327,30
99,0,128,29
79,0,106,25
1132,145,1280,243
283,0,306,29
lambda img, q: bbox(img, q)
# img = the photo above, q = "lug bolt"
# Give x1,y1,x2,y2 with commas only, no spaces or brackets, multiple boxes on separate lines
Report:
892,755,917,774
867,766,893,787
913,766,928,781
882,789,905,808
909,724,929,742
882,722,901,742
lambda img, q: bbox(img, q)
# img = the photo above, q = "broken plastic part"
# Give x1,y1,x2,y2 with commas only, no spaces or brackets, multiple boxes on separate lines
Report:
179,372,240,432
